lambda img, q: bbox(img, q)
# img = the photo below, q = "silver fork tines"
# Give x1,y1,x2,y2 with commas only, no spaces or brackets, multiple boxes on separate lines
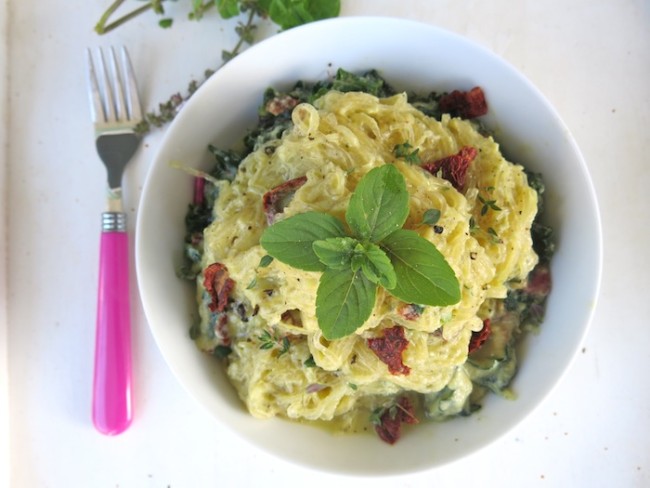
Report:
87,46,142,132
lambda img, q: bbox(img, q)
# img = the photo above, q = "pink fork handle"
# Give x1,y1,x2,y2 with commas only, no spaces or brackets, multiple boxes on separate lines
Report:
93,227,133,435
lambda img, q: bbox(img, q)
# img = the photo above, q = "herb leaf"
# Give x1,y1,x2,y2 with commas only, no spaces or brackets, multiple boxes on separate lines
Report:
303,355,316,367
316,267,376,340
260,211,346,271
313,237,359,269
267,0,341,30
356,242,397,289
331,68,393,97
216,0,241,18
259,255,274,268
346,165,409,242
478,194,502,215
393,142,421,163
422,208,441,226
258,329,291,355
381,229,460,306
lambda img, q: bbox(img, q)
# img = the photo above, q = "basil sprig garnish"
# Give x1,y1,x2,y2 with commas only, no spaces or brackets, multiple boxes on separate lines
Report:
260,164,460,339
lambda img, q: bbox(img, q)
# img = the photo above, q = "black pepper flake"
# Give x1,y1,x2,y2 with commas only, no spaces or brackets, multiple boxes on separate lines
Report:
433,225,444,234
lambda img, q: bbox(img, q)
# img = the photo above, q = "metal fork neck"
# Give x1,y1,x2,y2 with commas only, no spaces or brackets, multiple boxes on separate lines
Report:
102,212,127,232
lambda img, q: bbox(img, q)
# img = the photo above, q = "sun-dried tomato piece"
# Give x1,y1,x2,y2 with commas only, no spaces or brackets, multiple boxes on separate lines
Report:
439,86,488,119
422,146,477,191
193,176,205,206
524,263,552,297
374,396,419,445
367,326,411,375
265,95,299,116
397,303,423,321
468,318,491,354
262,176,308,224
203,263,235,313
215,314,231,346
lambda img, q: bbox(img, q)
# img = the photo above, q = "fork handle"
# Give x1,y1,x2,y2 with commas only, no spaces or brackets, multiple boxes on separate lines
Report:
93,212,133,435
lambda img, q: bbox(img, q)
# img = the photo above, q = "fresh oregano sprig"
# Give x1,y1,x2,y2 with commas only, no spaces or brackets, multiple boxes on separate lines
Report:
258,329,290,356
95,0,340,35
95,0,341,134
260,164,461,340
393,142,421,164
246,254,274,289
477,191,502,215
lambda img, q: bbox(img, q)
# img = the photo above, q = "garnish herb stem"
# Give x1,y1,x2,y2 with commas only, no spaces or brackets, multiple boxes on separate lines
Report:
95,0,156,35
223,7,258,62
190,1,216,20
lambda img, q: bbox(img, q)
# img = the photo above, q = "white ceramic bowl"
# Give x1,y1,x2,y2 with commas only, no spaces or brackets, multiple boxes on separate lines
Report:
136,17,602,474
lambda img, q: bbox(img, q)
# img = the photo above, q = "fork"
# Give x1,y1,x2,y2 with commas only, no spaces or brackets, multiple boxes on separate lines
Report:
86,46,142,435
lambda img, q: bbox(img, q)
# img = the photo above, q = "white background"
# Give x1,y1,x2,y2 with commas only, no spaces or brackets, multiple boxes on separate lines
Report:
2,0,649,486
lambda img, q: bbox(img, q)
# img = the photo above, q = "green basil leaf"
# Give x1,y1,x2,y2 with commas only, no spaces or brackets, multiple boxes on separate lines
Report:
257,0,272,12
316,267,376,340
350,250,365,272
346,164,409,242
381,229,460,306
358,242,397,289
313,237,359,269
260,211,346,271
268,0,341,30
300,0,341,20
215,0,240,19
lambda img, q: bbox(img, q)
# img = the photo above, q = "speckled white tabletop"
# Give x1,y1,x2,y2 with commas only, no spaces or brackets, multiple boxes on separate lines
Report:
2,1,649,486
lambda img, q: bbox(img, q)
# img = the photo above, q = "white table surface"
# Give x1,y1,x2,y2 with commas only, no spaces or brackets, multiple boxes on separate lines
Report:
3,1,649,486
